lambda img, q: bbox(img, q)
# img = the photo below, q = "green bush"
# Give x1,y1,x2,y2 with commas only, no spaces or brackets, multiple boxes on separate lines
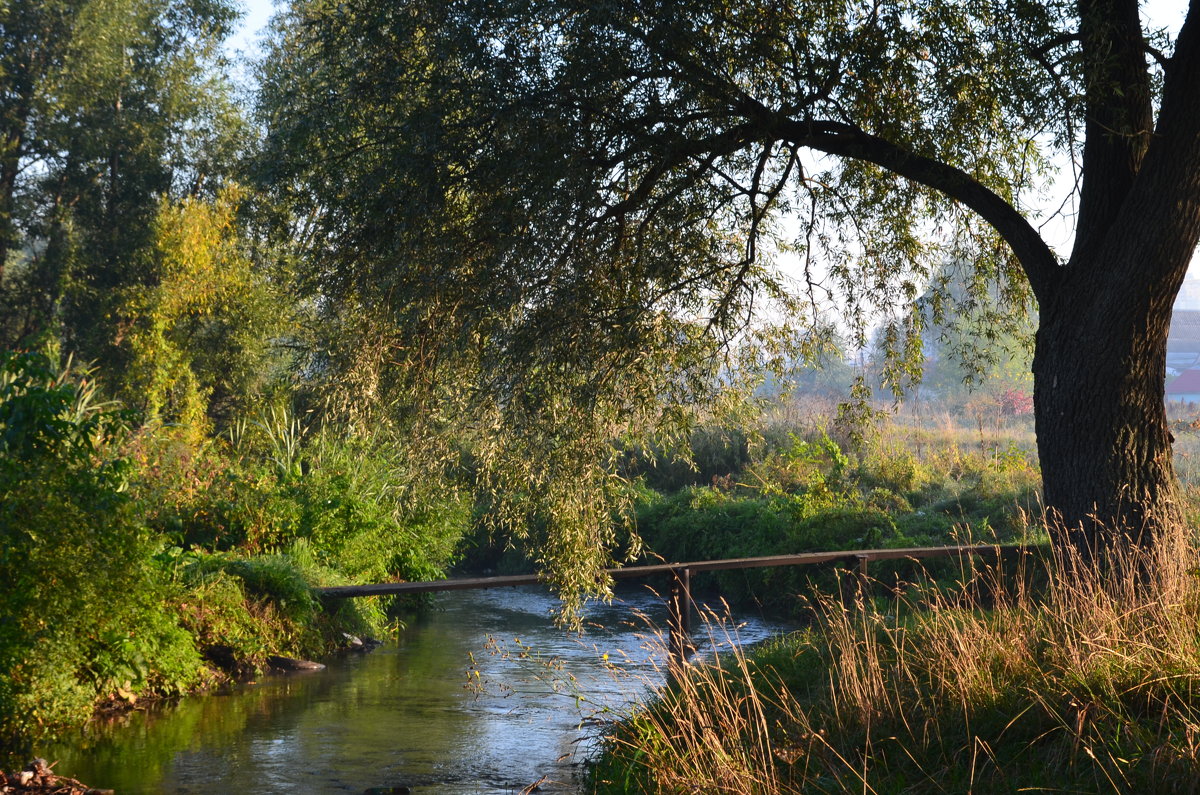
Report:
133,415,469,587
619,426,752,492
165,544,387,664
633,487,902,612
0,352,201,744
630,422,1043,616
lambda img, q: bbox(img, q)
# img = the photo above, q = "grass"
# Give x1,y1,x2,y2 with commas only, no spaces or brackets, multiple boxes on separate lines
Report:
629,408,1045,617
589,533,1200,793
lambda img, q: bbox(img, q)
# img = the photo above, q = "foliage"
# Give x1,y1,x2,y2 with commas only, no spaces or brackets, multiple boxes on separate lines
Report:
0,352,201,744
998,387,1034,417
0,0,245,358
0,350,468,748
907,257,1037,402
255,0,1200,560
164,542,391,664
126,413,469,588
255,0,1053,597
620,426,753,493
255,0,854,615
114,188,290,437
629,416,1042,614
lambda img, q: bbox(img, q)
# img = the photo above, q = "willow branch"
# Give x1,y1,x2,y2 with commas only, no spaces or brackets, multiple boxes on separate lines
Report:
769,118,1060,302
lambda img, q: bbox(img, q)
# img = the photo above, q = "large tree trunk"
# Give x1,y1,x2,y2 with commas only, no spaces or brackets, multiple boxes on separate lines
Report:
1033,275,1181,553
1031,0,1200,556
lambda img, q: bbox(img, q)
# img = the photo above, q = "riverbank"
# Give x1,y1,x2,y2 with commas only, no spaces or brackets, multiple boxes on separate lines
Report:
588,540,1200,793
0,353,466,751
2,759,111,795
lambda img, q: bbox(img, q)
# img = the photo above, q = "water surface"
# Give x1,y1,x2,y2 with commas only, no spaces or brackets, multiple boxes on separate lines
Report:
37,586,788,793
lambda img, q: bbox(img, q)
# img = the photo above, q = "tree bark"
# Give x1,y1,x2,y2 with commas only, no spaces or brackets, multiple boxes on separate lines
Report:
0,145,18,286
0,77,33,290
1033,271,1181,552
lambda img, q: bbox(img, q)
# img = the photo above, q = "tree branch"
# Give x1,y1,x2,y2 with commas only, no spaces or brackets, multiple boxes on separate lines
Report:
771,118,1061,302
1072,0,1154,266
1115,0,1200,294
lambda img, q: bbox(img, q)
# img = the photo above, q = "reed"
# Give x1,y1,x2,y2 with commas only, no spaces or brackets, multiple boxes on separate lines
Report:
591,534,1200,792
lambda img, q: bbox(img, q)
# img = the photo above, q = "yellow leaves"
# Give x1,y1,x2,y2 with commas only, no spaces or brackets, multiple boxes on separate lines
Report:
114,680,138,704
114,185,261,437
153,185,248,317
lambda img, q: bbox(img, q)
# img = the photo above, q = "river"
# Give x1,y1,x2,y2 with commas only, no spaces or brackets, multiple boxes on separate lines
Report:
35,585,789,794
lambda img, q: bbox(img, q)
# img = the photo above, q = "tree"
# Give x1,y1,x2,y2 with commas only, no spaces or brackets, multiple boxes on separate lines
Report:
0,0,244,361
114,188,291,438
257,0,1200,569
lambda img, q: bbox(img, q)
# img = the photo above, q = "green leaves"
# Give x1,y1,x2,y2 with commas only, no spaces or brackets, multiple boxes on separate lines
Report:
0,0,245,359
248,0,1079,612
0,351,124,464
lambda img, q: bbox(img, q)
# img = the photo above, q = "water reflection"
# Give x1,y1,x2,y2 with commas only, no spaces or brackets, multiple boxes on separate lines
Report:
36,585,788,794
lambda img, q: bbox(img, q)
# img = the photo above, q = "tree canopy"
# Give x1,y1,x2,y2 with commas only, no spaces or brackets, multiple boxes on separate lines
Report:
0,0,245,359
255,0,1199,588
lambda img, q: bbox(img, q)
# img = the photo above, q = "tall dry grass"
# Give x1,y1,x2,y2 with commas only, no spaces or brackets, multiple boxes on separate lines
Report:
591,536,1200,793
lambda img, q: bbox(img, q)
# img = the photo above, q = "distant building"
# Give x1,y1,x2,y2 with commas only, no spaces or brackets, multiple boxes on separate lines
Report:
1169,310,1200,354
1165,265,1200,401
1167,288,1200,402
1167,369,1200,403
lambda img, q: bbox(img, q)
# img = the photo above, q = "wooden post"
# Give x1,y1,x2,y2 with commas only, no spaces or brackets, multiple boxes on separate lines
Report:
667,566,693,682
840,554,870,608
857,553,870,603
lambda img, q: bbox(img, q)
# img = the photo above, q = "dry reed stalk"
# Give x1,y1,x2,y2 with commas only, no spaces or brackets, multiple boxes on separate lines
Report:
595,534,1200,793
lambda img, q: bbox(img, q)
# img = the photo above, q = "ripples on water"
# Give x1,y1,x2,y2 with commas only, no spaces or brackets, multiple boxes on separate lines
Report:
36,585,789,794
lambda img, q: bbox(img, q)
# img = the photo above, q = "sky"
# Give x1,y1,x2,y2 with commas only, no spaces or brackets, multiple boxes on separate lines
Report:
226,0,275,58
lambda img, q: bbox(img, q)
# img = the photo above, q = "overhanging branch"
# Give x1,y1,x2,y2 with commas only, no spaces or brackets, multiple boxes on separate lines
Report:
773,118,1061,302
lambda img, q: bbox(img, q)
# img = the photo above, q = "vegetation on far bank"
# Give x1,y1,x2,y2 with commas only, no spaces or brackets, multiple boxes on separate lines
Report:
0,351,467,749
463,393,1045,618
628,415,1042,613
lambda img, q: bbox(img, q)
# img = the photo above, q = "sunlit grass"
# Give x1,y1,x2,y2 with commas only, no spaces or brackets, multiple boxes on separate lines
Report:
589,535,1200,793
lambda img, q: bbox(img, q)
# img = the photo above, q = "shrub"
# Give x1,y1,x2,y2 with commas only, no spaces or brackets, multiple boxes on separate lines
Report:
621,426,752,492
0,352,200,744
134,414,469,587
634,487,909,613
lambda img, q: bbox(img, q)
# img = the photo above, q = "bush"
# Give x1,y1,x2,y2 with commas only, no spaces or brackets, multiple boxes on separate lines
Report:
0,352,201,744
630,419,1042,616
133,415,469,587
633,487,907,613
620,426,752,492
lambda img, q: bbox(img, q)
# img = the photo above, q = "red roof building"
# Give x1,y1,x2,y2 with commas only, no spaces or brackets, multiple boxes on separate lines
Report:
1167,368,1200,403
